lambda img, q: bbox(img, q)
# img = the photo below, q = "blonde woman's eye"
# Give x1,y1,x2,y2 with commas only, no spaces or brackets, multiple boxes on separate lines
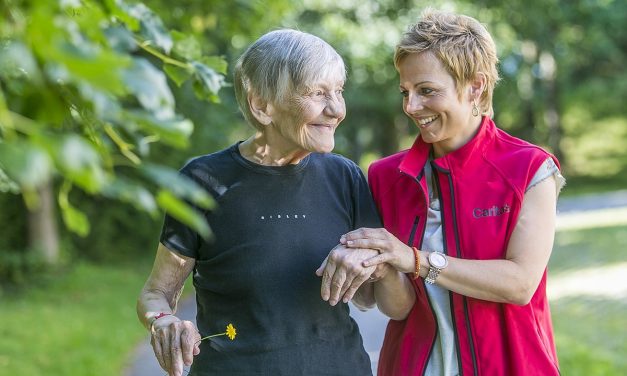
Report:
421,88,434,95
400,90,409,98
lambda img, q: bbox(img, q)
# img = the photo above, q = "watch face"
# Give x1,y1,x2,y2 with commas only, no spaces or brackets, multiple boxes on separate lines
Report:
429,252,447,268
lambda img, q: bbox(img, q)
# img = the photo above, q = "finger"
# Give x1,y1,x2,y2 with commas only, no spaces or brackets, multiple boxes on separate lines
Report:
170,324,184,376
343,228,385,242
342,269,372,303
328,266,347,306
315,256,328,276
151,333,167,371
320,258,337,302
180,327,194,366
345,237,387,250
337,261,366,300
159,328,172,374
362,253,394,268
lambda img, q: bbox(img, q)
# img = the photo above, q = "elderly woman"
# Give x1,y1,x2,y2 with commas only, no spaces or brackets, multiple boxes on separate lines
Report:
320,10,565,376
137,29,381,376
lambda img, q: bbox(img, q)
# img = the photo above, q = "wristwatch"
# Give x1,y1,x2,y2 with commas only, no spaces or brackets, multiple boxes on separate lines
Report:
425,251,448,284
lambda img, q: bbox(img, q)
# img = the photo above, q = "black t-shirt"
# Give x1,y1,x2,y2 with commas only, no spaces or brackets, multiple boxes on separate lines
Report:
160,143,381,375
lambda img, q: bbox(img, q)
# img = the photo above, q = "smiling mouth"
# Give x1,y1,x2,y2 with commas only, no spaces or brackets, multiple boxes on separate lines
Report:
309,124,336,130
416,115,439,127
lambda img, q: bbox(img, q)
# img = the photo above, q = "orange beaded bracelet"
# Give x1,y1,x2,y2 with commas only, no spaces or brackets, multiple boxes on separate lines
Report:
412,247,421,280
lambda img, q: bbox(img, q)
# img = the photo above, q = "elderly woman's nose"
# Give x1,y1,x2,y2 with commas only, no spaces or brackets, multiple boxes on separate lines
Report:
324,94,345,117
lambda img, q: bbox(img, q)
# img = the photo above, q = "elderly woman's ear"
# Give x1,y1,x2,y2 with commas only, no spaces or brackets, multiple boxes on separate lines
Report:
248,94,274,126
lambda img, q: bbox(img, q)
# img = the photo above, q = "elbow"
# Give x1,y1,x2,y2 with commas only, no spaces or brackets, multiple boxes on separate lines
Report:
504,283,536,306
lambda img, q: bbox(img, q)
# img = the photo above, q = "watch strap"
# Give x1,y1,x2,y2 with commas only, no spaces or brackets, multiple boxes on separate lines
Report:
425,266,441,284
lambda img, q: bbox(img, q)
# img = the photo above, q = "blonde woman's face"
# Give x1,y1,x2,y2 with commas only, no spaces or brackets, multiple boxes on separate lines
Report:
398,52,477,157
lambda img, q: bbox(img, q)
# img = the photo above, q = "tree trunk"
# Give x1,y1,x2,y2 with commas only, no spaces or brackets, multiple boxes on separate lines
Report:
28,181,59,264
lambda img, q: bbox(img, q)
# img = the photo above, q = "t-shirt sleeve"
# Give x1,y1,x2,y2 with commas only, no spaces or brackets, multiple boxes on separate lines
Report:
349,162,383,229
159,164,202,259
526,157,566,196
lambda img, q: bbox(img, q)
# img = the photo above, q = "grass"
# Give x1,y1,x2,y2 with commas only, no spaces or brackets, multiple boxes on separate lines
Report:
549,225,627,375
0,261,153,376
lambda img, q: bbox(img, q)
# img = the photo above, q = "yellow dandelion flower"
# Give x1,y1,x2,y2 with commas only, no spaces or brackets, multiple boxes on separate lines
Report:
226,323,237,340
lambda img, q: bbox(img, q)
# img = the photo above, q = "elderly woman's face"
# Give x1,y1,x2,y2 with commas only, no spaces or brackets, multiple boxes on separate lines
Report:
398,51,476,156
268,72,346,154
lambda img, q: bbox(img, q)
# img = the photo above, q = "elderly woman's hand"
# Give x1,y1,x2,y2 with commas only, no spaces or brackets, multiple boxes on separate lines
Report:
341,228,416,273
316,244,383,306
150,315,201,376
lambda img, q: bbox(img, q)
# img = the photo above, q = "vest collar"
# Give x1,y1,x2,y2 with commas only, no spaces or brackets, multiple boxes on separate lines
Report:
398,116,495,176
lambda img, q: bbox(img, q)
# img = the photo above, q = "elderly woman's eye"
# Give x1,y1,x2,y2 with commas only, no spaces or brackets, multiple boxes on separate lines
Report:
400,90,409,98
421,88,434,95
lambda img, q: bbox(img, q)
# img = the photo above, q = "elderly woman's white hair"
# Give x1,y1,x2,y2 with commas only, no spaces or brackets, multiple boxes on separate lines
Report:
234,29,346,130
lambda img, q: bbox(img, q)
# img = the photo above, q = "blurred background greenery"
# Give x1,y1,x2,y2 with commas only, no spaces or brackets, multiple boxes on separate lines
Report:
0,0,625,375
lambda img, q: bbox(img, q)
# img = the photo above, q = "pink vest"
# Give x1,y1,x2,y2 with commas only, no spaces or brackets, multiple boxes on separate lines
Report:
369,117,560,376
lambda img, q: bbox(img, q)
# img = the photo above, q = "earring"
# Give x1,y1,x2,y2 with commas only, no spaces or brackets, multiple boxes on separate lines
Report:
472,100,480,117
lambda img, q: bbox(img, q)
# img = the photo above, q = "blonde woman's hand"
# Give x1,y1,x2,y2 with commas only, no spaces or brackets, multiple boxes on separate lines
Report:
341,228,415,273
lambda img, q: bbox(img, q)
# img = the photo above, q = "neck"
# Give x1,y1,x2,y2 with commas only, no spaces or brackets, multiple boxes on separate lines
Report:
239,132,310,166
433,115,483,158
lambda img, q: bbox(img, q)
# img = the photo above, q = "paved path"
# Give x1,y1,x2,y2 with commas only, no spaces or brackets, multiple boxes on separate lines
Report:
126,190,627,375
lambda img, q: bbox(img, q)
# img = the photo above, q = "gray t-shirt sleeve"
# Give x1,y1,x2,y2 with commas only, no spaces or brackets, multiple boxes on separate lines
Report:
526,157,566,196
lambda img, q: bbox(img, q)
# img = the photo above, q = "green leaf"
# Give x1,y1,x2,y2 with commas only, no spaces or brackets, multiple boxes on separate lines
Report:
190,61,225,102
46,135,107,193
103,25,138,53
104,0,140,31
61,202,90,237
0,40,43,85
101,177,157,214
124,2,172,53
123,58,175,119
164,64,192,87
171,30,201,60
199,56,228,75
141,164,214,210
123,111,193,148
156,190,211,239
0,141,53,190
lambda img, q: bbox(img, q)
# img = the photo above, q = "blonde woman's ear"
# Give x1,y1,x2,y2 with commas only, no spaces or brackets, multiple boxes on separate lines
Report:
469,72,487,101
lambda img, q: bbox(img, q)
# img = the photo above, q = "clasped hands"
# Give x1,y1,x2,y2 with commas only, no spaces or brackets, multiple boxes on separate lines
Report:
315,227,415,306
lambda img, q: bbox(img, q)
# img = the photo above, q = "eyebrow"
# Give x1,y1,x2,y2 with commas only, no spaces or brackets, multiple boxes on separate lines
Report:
399,81,436,90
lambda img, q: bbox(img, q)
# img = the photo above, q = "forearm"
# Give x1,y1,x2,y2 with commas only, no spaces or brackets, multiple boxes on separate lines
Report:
430,256,539,305
351,282,376,310
374,270,416,320
137,244,195,330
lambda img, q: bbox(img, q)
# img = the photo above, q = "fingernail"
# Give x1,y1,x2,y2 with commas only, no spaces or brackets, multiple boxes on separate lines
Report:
340,236,346,243
347,240,353,246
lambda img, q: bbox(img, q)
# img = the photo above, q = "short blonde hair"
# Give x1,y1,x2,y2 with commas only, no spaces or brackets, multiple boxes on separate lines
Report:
394,10,499,116
234,29,346,130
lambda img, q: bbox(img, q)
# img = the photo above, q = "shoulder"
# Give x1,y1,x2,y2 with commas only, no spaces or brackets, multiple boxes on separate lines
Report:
180,146,234,176
491,128,554,161
312,152,363,175
369,150,408,177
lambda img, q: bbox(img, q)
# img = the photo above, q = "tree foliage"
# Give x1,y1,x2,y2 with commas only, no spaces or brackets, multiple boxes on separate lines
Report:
0,0,229,238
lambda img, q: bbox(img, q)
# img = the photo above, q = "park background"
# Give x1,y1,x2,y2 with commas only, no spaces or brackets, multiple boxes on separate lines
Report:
0,0,625,375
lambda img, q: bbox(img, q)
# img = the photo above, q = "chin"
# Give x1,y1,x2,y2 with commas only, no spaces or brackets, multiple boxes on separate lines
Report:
315,142,335,153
